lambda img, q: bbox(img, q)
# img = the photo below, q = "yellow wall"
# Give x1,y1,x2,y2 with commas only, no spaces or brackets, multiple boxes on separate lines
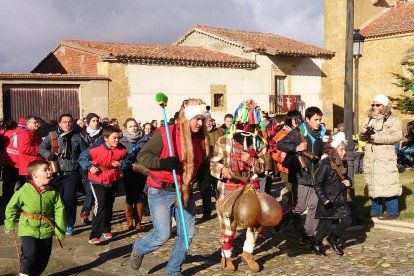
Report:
97,62,132,124
322,0,413,130
358,34,414,129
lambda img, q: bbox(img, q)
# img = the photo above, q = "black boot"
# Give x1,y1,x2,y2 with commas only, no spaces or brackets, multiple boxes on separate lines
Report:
327,233,344,255
292,214,302,233
311,241,326,256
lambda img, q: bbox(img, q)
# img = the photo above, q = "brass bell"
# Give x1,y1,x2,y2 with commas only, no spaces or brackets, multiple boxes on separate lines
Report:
233,188,261,228
256,192,282,226
49,161,60,174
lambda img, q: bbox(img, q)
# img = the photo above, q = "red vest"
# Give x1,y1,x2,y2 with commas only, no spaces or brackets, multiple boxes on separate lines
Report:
146,125,203,189
18,129,43,175
0,128,22,168
88,144,127,185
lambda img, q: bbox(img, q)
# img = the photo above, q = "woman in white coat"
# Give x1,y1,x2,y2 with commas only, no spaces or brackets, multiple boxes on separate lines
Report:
359,95,402,220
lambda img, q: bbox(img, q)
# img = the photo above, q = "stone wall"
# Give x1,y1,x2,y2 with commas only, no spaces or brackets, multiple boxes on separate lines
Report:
358,35,414,129
97,62,132,124
322,0,412,130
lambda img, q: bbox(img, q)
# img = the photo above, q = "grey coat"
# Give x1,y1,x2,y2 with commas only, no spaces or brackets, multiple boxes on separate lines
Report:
40,130,88,172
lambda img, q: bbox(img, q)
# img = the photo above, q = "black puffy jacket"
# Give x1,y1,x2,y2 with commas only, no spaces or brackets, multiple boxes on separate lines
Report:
314,156,351,219
276,126,324,186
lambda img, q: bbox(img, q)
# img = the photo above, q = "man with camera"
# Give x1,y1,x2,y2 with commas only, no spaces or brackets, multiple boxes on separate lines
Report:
277,107,325,246
40,114,88,235
359,95,402,220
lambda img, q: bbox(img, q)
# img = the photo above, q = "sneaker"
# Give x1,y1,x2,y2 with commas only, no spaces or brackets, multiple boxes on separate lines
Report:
378,214,398,220
129,249,144,271
66,226,74,235
80,211,90,224
103,232,113,239
88,238,101,244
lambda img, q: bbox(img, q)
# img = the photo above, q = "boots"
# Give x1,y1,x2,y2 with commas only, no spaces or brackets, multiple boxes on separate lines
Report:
327,233,344,255
135,203,143,231
240,251,260,272
311,241,326,256
292,214,303,233
125,204,134,231
221,257,235,271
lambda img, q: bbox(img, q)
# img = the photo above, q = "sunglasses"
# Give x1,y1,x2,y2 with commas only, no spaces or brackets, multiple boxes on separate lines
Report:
371,104,383,107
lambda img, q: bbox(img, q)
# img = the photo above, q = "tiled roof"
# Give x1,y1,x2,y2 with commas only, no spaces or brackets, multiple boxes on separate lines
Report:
61,40,257,69
361,2,414,39
176,25,334,59
0,73,109,81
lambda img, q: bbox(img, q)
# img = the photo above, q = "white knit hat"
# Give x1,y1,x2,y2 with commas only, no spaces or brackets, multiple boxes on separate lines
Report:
184,104,208,120
331,132,347,149
372,94,389,107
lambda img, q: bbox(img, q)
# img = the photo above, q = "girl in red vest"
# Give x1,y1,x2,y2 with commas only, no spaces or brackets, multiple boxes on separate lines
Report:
79,125,129,244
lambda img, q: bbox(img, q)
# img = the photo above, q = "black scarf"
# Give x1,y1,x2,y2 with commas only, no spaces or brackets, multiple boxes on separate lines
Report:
57,128,73,159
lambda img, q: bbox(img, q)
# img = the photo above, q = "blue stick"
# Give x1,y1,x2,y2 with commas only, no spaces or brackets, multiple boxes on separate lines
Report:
160,107,190,251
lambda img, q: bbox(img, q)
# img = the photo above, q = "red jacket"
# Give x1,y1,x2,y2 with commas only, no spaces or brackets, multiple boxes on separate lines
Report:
88,144,127,185
17,129,43,175
0,128,22,168
146,125,203,189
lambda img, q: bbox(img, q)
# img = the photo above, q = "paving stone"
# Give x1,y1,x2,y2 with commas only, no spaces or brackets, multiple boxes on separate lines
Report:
1,190,414,275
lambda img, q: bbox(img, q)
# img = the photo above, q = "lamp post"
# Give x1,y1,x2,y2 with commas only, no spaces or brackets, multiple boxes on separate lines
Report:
344,0,355,183
353,29,365,134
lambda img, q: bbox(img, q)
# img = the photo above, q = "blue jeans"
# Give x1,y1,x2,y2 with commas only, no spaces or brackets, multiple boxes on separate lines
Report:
371,196,399,216
134,187,195,275
81,171,94,213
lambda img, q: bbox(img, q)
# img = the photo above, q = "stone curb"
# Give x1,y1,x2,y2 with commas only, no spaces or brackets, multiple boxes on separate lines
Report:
357,215,414,233
370,218,414,233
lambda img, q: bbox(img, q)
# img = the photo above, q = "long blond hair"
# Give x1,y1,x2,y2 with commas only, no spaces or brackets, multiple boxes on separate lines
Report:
177,98,210,186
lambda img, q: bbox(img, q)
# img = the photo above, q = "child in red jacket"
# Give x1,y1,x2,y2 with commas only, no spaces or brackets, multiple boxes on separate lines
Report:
79,125,129,244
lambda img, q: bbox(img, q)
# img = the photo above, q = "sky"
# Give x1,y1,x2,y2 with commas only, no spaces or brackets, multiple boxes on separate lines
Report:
0,0,324,73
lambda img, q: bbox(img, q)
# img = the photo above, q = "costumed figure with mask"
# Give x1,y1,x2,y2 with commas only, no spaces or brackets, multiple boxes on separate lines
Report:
210,100,282,272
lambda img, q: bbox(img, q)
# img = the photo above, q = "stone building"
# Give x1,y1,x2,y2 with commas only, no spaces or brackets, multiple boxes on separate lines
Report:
31,25,333,124
323,0,414,130
0,73,109,121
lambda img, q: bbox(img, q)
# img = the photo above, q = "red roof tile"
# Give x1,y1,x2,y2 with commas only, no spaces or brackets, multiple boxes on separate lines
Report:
361,2,414,39
61,40,257,69
176,25,334,59
0,73,109,81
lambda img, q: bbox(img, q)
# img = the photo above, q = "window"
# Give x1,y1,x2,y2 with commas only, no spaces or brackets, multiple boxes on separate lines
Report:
275,76,286,96
210,85,226,112
213,93,224,108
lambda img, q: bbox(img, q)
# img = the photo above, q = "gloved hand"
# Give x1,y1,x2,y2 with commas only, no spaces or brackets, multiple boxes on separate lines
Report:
4,228,11,235
159,156,180,171
130,144,139,154
324,201,334,209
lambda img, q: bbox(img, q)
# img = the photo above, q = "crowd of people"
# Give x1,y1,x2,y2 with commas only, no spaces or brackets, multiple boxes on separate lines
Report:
2,94,404,275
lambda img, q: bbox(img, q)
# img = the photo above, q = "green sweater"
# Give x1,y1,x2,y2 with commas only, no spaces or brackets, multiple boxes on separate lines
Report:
4,183,66,240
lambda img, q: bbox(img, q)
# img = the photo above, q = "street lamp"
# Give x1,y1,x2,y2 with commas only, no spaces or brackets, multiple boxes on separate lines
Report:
344,0,355,183
353,29,365,134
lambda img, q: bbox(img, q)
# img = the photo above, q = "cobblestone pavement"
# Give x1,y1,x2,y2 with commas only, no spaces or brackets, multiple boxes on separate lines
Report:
1,187,414,276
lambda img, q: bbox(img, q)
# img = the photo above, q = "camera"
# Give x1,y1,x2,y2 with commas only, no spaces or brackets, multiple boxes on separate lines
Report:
360,126,376,142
